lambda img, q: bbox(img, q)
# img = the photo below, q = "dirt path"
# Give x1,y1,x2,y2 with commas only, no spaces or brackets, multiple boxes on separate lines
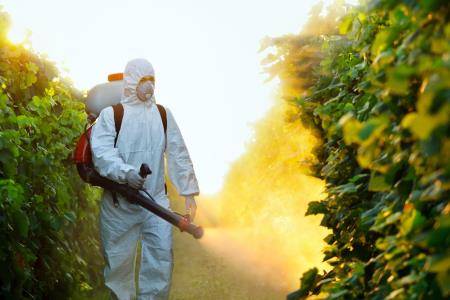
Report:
170,228,286,300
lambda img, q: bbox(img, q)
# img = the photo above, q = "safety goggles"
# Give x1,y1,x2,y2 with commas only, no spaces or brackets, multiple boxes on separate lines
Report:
138,75,155,84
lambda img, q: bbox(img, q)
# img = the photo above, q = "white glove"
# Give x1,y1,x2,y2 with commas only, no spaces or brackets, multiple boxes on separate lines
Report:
126,170,145,189
185,195,197,222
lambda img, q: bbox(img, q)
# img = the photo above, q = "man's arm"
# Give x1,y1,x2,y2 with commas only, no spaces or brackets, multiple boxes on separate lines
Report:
90,106,136,184
165,107,200,197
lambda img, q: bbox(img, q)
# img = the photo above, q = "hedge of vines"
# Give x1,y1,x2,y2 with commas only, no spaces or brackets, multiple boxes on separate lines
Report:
264,0,449,299
0,9,103,299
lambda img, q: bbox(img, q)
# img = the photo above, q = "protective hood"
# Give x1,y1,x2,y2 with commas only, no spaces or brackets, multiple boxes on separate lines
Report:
121,58,156,106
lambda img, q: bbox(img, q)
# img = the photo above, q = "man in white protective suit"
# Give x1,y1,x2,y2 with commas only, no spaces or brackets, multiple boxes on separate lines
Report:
90,58,200,300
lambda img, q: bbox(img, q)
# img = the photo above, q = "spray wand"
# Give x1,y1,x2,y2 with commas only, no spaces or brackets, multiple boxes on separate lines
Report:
136,164,203,239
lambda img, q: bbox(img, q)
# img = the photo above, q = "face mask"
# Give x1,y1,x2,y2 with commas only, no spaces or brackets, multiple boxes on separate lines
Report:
136,80,155,102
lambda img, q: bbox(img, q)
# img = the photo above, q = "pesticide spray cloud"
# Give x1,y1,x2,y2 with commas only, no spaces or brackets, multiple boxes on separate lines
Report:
196,100,329,293
171,3,348,297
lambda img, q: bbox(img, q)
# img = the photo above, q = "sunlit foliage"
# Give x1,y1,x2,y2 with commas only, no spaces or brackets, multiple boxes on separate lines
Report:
265,0,450,299
0,8,103,299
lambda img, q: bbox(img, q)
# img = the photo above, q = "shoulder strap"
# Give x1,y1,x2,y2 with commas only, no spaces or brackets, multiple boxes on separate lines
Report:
112,103,123,147
156,104,167,134
111,103,124,207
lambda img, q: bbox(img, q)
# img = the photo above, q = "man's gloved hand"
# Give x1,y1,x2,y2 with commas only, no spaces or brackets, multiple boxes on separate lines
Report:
126,170,145,189
185,195,197,222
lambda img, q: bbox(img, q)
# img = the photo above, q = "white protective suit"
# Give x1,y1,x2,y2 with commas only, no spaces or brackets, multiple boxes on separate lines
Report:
90,58,200,300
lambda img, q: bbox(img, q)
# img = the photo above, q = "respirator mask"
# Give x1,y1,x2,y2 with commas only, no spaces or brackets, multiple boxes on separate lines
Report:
136,76,155,102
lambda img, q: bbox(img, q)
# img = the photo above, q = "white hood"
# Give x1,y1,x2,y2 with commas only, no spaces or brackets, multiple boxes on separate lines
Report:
121,58,156,106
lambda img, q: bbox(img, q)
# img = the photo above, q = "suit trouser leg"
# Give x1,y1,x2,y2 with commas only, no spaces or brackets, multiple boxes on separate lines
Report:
137,213,173,300
100,196,143,300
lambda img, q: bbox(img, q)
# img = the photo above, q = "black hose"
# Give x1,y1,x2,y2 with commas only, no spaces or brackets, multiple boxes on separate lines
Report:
76,163,204,239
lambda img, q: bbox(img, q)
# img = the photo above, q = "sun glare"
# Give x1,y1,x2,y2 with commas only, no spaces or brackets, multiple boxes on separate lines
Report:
7,25,28,44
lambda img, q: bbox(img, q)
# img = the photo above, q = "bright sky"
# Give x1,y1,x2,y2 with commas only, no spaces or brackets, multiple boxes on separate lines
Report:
3,0,334,195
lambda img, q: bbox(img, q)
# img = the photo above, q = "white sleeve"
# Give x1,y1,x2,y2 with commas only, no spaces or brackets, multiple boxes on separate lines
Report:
90,106,136,184
165,108,200,196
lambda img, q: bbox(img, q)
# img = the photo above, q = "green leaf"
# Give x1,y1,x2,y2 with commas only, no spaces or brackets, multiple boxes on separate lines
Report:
0,179,24,208
401,106,450,140
436,271,450,297
343,118,363,144
400,209,426,235
368,173,391,192
287,267,319,300
25,72,37,88
0,149,17,176
387,288,405,300
373,49,395,71
16,115,35,128
358,122,376,140
329,182,359,194
25,62,39,73
0,92,8,108
306,201,328,215
372,213,402,233
64,211,76,223
386,65,415,95
300,267,318,289
426,253,450,273
371,30,390,57
349,173,369,183
12,209,29,238
339,15,353,35
328,290,349,299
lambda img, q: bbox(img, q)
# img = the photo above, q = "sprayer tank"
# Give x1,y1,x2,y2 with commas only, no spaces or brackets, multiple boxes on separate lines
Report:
85,73,123,118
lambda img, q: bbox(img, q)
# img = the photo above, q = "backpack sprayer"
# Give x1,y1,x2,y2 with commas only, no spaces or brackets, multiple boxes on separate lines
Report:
73,73,203,239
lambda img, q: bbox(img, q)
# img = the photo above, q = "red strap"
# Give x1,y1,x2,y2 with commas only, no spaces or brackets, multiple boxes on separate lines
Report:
111,104,124,207
156,104,167,134
112,104,124,147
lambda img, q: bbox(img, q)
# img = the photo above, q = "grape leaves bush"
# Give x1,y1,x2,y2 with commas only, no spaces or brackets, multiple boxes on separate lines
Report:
263,0,449,299
0,9,104,299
